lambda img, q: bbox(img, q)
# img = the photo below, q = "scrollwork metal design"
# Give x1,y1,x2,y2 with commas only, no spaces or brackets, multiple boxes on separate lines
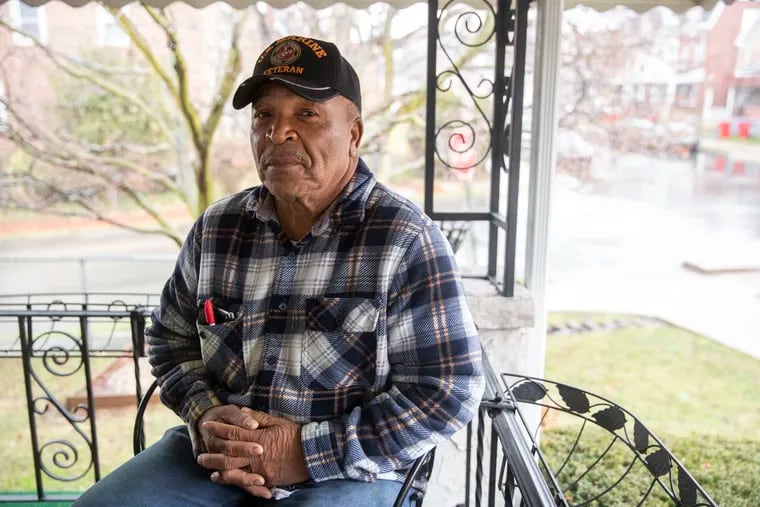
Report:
43,345,81,377
436,120,490,173
33,331,84,375
502,374,718,507
38,439,92,482
32,392,90,423
23,322,95,489
0,287,164,499
434,0,497,177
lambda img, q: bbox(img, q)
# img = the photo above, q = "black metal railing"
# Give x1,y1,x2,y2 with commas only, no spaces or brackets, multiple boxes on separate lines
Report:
1,295,718,506
463,352,562,506
464,354,719,507
0,294,157,503
502,374,719,506
425,0,532,297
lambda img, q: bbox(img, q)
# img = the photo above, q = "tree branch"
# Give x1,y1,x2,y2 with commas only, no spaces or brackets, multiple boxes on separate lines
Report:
139,5,205,155
0,16,174,143
202,9,249,144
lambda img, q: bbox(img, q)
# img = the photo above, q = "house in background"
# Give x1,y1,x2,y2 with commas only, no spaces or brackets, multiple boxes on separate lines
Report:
601,1,759,143
703,1,760,133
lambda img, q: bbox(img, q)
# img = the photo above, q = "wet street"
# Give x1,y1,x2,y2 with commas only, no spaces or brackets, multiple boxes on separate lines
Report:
547,152,760,358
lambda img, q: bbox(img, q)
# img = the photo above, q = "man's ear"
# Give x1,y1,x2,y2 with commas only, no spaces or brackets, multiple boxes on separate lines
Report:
349,117,363,158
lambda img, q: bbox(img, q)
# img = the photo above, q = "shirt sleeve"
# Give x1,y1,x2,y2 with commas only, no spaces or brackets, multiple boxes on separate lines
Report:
144,218,221,453
300,223,485,482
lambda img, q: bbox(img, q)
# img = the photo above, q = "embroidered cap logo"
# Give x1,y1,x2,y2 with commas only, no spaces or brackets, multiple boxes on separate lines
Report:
270,41,301,66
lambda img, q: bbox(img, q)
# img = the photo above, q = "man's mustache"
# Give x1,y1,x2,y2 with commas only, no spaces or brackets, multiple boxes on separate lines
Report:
260,148,308,166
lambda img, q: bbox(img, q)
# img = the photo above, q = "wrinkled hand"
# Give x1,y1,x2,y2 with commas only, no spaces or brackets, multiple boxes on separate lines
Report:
196,407,310,499
197,405,260,449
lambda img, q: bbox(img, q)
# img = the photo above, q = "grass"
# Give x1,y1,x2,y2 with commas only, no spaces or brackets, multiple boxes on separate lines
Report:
0,358,181,498
542,312,760,506
545,312,760,439
540,428,760,506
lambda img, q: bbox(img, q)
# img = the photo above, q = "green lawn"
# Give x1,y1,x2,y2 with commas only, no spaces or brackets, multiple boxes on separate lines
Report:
542,312,760,506
0,358,180,499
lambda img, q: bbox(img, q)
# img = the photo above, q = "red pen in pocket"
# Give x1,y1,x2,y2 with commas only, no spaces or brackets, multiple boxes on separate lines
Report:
204,299,216,326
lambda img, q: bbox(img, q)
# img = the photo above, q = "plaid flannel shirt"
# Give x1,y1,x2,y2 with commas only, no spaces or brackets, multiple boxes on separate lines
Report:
146,159,484,484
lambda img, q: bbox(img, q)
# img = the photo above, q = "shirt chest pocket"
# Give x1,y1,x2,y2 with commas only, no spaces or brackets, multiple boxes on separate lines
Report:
301,297,380,391
197,303,247,393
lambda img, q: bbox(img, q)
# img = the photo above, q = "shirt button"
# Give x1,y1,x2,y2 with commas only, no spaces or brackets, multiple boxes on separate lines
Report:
278,302,288,311
266,356,277,365
288,252,297,259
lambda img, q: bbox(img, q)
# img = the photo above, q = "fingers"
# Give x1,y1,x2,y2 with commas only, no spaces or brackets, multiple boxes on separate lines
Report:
201,405,258,430
241,407,279,427
197,442,264,471
198,452,249,471
202,420,259,446
241,485,274,499
209,469,272,499
207,433,263,458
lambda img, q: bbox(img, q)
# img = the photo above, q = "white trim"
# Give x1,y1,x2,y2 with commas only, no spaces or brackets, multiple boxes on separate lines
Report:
525,0,563,379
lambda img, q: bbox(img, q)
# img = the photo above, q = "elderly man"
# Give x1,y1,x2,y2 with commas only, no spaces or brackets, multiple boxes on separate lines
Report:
74,35,483,507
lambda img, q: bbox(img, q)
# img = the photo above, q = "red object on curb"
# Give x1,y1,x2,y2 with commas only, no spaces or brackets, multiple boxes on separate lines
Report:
733,161,746,175
718,122,730,138
738,122,751,139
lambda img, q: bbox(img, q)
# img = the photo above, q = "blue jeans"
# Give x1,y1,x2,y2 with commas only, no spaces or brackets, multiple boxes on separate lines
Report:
73,426,417,507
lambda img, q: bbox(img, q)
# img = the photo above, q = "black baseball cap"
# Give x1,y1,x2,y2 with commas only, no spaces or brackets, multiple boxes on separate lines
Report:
232,35,361,112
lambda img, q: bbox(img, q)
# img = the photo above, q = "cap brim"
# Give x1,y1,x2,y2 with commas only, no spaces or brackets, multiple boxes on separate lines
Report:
232,76,340,110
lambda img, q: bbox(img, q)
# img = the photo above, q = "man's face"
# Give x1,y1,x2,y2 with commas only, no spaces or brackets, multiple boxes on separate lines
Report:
250,84,363,208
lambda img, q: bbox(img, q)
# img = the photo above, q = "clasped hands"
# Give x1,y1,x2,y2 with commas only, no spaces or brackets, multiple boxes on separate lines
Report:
196,405,310,499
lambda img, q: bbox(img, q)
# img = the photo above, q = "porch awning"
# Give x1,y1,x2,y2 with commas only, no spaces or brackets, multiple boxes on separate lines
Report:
8,0,742,12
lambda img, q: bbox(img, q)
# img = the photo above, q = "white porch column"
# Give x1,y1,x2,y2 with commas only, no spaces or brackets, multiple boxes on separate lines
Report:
524,0,563,378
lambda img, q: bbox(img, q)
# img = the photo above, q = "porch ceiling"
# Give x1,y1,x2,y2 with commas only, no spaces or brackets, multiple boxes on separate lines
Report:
8,0,743,12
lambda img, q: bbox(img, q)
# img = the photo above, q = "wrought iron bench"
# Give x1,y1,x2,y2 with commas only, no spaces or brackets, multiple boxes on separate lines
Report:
458,353,719,506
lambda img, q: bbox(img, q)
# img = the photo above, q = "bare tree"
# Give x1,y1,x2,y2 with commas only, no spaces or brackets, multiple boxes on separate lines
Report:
0,3,250,246
0,2,486,244
558,6,692,157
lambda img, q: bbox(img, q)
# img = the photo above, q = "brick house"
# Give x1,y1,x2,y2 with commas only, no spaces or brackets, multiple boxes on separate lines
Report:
704,1,760,124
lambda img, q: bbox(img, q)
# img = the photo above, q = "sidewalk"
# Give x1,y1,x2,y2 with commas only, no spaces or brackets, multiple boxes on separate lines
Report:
0,203,192,239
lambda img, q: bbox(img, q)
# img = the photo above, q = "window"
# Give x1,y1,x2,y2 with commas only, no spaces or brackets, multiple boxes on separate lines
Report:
8,0,47,46
675,83,699,108
96,5,129,48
